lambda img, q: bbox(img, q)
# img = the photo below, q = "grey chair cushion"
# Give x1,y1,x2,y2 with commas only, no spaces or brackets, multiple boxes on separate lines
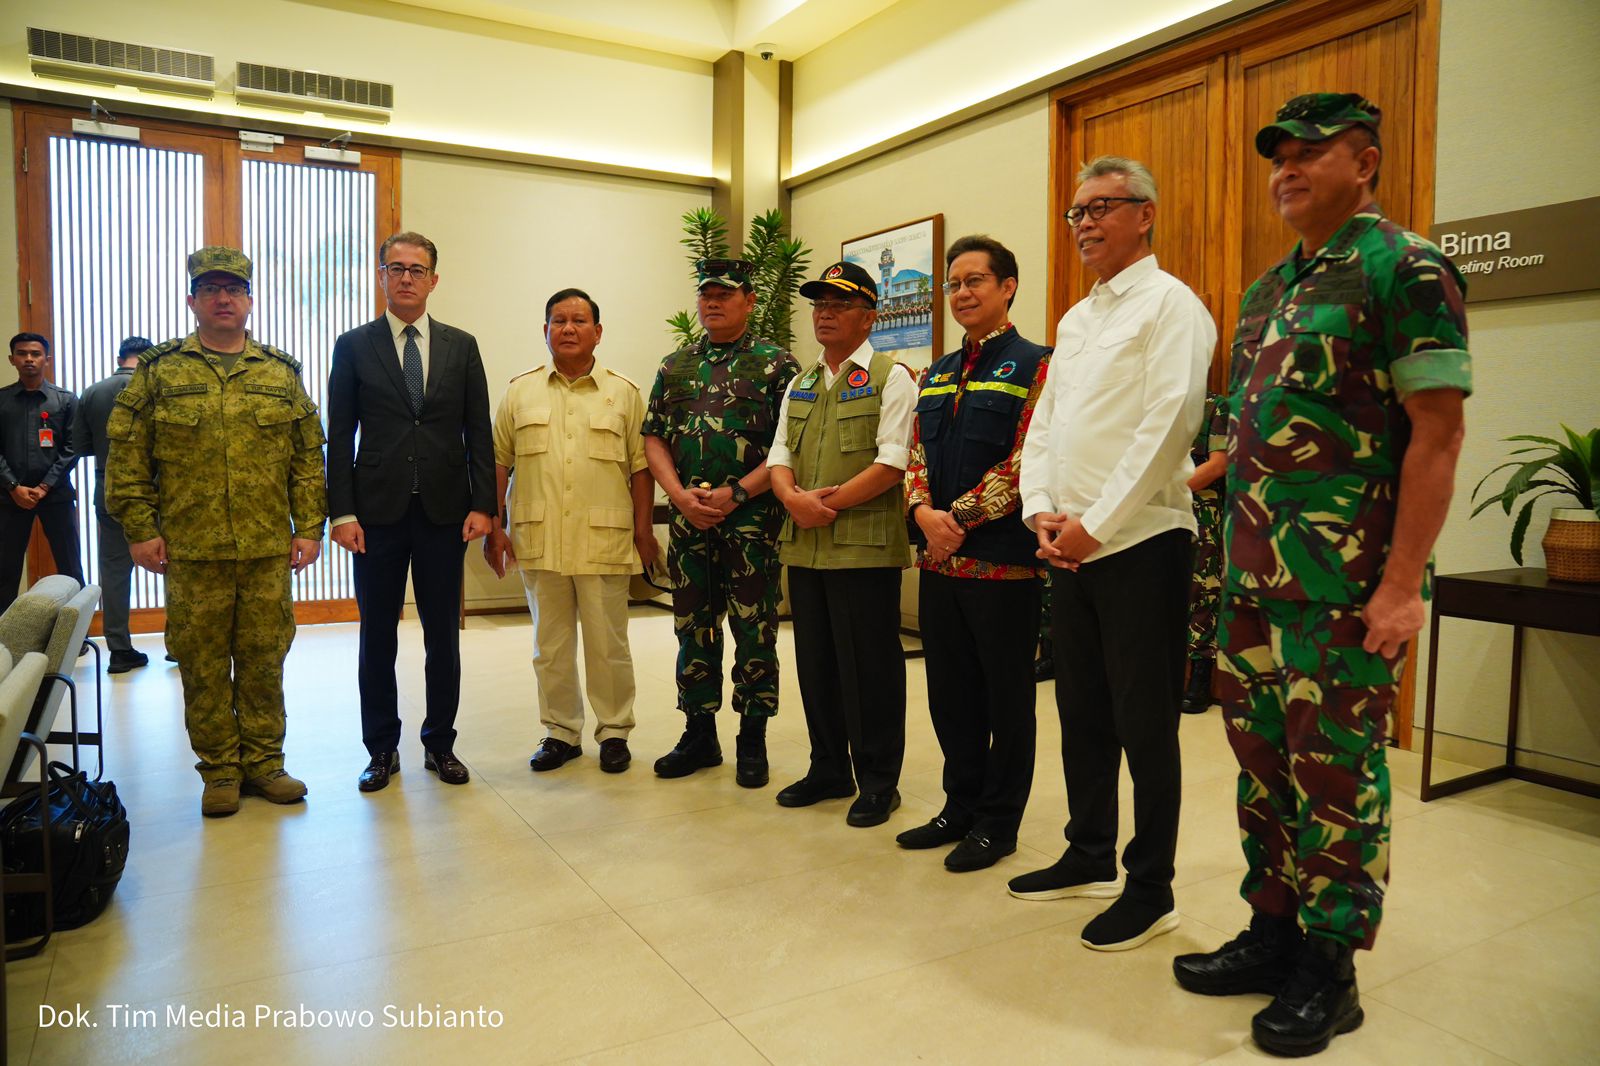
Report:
26,574,81,606
0,651,50,791
0,590,68,661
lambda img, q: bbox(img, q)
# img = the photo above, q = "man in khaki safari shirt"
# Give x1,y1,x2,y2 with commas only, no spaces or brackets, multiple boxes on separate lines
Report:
484,288,658,773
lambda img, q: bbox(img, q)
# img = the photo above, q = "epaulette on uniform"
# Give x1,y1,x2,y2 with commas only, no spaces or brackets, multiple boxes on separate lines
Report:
604,367,639,389
258,343,303,373
137,338,183,365
510,365,546,383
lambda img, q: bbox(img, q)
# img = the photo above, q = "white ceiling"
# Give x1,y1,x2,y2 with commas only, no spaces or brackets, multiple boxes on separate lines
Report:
358,0,905,62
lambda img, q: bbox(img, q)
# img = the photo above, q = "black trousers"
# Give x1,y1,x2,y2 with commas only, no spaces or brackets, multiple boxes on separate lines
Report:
353,496,467,756
787,565,906,794
919,570,1039,841
1051,529,1192,906
0,497,83,613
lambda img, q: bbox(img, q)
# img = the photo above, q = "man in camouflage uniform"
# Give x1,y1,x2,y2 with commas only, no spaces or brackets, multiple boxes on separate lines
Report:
642,258,798,787
107,248,328,818
1173,95,1470,1057
1181,391,1227,713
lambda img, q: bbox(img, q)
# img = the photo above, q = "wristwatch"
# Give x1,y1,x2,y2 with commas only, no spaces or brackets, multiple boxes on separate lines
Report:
727,477,750,506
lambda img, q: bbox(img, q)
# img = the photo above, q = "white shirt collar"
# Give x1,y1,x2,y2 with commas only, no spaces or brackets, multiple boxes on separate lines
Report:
385,309,430,343
1090,252,1160,298
815,338,875,375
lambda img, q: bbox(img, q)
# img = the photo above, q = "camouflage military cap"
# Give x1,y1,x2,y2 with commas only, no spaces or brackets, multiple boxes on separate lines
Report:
187,246,252,284
696,258,755,290
1256,93,1382,158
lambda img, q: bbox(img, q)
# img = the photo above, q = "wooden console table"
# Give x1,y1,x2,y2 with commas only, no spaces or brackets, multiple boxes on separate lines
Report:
1421,568,1600,801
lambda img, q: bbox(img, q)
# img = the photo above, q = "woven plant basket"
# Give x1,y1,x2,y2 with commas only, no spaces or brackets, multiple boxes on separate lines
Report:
1543,508,1600,583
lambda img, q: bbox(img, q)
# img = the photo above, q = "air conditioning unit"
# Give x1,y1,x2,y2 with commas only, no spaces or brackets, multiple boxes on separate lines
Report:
28,27,215,97
234,63,394,123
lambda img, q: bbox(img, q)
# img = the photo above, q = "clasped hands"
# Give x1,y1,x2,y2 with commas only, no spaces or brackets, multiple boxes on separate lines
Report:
1034,512,1100,570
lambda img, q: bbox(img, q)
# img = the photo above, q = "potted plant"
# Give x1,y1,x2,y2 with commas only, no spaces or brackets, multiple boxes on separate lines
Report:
1471,424,1600,582
667,206,810,350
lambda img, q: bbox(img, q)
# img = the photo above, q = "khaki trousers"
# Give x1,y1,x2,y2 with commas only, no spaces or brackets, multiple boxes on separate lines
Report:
521,570,636,744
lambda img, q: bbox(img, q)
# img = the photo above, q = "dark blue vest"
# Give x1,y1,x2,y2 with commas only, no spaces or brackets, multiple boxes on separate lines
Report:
913,329,1049,567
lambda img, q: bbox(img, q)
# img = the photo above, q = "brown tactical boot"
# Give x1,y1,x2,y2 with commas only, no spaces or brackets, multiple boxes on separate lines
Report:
201,778,241,817
243,769,309,804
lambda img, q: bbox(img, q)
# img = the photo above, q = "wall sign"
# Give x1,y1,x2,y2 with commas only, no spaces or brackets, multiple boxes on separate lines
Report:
1430,197,1600,303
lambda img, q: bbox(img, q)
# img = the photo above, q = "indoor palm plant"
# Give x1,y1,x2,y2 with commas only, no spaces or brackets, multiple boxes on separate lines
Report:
1471,424,1600,582
666,206,810,350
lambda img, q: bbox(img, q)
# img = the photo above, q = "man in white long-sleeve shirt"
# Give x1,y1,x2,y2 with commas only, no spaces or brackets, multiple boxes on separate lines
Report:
1012,155,1214,952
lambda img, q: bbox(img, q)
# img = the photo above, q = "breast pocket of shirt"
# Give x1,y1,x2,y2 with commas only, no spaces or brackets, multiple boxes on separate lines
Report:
837,406,879,453
516,408,551,455
1076,325,1144,390
1278,305,1356,397
961,391,1018,446
152,402,202,461
588,411,628,463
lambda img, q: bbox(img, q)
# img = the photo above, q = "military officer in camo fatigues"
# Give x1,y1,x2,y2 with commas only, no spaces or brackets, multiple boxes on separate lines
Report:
107,247,328,819
1181,391,1227,713
1174,95,1471,1058
642,258,799,788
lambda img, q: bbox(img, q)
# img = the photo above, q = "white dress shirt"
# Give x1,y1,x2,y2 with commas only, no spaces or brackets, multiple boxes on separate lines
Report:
768,339,916,471
385,309,431,385
1019,254,1214,561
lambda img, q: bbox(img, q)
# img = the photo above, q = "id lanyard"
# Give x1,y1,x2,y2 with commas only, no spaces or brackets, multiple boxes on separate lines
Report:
38,408,54,449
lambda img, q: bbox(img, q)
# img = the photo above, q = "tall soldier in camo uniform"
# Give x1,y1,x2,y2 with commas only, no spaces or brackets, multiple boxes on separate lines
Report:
107,247,328,819
643,259,799,788
1181,392,1227,713
1173,95,1470,1057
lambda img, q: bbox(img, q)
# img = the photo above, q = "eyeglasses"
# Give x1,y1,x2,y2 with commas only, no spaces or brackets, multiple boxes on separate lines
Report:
941,273,996,295
194,282,249,298
1063,196,1148,227
382,264,432,280
811,299,870,314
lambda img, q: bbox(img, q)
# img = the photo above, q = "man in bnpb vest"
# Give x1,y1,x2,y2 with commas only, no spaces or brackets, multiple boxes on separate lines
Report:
642,259,798,787
1175,93,1470,1058
900,234,1051,872
769,261,917,828
106,247,327,818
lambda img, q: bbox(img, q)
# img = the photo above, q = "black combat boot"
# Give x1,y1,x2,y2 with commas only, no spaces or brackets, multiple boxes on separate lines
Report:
653,713,723,778
1174,910,1302,995
1181,658,1215,714
1251,934,1362,1057
735,714,769,788
1034,641,1054,682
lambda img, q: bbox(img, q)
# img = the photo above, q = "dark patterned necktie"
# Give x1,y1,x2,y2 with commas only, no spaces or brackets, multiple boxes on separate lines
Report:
402,324,424,411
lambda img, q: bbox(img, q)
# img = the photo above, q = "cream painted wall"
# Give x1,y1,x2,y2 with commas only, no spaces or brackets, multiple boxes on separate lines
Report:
2,0,712,175
399,151,709,607
1425,0,1600,777
788,96,1050,355
790,0,1263,176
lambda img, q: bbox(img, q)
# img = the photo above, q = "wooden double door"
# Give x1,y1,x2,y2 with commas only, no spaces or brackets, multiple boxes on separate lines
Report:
1046,0,1441,743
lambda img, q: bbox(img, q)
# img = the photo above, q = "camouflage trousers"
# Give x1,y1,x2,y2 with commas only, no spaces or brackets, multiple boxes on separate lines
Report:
166,556,296,783
666,516,781,717
1187,489,1223,661
1217,592,1402,949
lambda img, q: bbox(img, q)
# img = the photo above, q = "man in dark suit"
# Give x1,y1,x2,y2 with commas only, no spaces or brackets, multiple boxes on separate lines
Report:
327,232,494,792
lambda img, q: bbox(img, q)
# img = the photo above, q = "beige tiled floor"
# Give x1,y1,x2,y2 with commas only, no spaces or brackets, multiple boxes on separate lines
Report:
7,609,1598,1064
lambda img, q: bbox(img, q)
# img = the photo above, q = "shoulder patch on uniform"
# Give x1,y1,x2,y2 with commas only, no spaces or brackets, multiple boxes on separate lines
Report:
137,339,182,365
604,367,639,389
258,343,303,372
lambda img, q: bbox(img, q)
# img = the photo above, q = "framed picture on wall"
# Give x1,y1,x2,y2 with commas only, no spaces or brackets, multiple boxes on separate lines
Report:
841,214,943,369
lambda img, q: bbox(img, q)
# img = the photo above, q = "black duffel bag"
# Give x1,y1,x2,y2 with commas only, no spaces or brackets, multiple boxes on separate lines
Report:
1,761,130,939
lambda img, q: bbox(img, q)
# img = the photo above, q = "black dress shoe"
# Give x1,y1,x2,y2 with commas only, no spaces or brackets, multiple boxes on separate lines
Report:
895,815,970,850
107,649,150,674
775,776,856,808
530,738,581,772
944,832,1016,872
653,716,722,778
358,751,400,793
424,749,470,785
845,790,901,827
1252,936,1363,1056
1034,654,1054,682
1174,912,1303,996
1181,658,1215,714
598,738,631,773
